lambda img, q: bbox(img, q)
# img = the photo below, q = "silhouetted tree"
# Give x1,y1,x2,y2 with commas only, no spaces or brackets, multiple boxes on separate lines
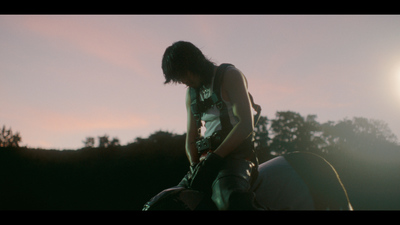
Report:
253,116,271,163
269,111,322,155
320,117,398,155
148,130,176,143
82,136,120,148
297,114,325,154
0,125,21,147
98,134,110,148
109,137,120,147
83,137,95,148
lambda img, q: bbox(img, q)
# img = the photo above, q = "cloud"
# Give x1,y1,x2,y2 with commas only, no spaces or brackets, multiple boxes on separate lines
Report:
15,15,158,78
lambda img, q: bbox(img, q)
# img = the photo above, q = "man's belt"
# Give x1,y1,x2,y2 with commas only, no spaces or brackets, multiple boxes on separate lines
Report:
195,131,225,155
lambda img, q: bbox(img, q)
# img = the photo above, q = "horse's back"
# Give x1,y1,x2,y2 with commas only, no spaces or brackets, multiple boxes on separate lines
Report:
252,155,315,210
253,152,352,210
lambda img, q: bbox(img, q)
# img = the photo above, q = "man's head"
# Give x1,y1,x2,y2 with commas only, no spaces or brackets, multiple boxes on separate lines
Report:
162,41,215,88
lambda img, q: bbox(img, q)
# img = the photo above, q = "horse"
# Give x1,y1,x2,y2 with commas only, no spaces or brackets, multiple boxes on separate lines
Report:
142,152,353,210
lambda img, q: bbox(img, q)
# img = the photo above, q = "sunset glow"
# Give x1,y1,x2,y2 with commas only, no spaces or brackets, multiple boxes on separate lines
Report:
1,15,400,149
396,66,400,98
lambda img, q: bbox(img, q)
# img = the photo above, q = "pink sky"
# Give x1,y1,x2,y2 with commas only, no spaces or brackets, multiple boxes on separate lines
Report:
1,15,400,149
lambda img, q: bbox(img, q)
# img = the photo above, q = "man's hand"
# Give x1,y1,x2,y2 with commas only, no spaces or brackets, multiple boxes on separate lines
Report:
189,152,224,193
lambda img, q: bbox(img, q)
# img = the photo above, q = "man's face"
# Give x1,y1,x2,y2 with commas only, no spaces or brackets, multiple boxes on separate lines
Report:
179,72,201,88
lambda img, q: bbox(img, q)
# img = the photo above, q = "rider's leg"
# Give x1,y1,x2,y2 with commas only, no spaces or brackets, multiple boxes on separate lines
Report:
211,158,261,210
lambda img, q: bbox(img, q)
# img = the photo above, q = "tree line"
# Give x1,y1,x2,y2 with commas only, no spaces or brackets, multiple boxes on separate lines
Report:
80,110,399,164
1,110,400,210
253,111,398,164
82,135,121,148
3,110,398,159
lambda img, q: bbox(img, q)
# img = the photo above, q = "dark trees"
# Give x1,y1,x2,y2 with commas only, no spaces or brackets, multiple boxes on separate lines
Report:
0,125,22,147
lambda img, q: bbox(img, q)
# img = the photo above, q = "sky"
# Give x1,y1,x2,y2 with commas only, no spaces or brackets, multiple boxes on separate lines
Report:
1,15,400,150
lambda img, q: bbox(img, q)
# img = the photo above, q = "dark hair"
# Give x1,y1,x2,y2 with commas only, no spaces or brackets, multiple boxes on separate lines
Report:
162,41,215,85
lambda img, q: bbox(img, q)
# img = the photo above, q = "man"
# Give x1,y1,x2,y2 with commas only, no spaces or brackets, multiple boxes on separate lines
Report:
161,41,261,210
143,152,353,210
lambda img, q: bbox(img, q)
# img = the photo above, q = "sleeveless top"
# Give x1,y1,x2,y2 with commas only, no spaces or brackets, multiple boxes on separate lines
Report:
199,68,239,138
